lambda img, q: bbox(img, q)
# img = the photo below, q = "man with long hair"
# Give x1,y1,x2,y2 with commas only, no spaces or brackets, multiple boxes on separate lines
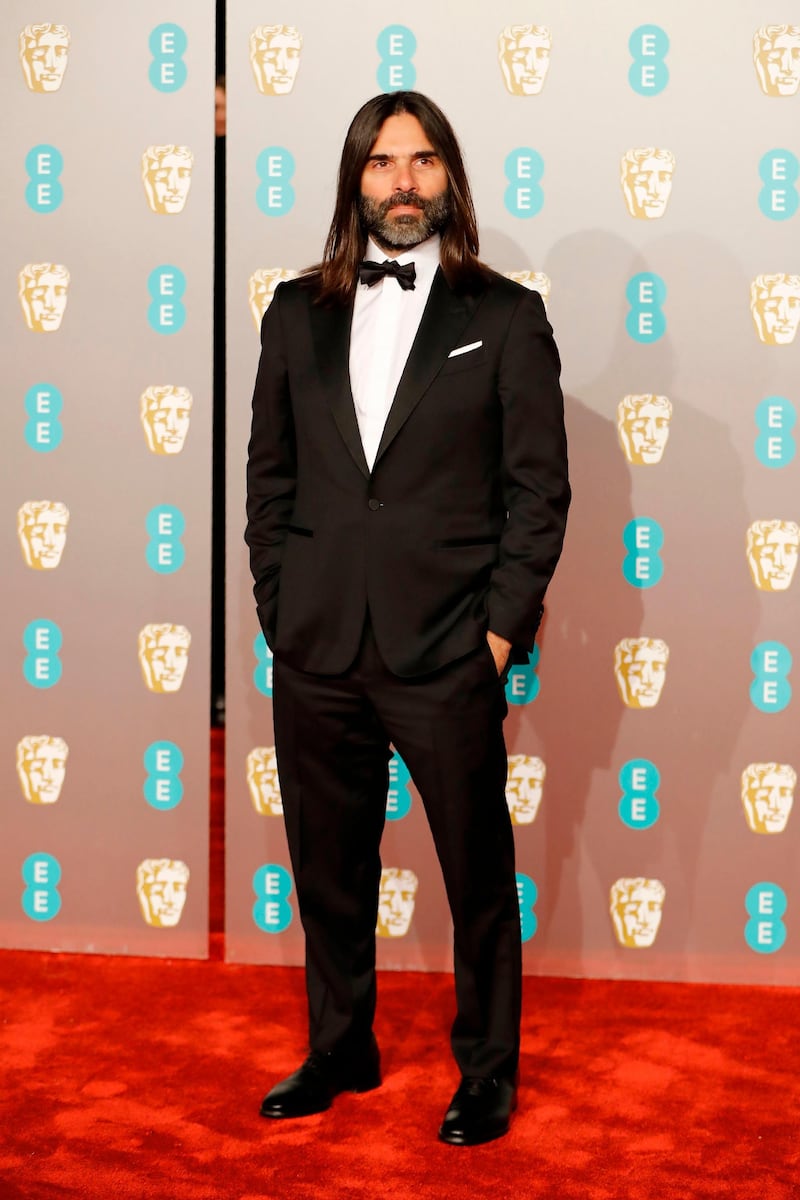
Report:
246,92,570,1145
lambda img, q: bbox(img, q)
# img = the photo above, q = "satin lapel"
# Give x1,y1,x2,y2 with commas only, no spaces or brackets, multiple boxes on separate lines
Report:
309,298,370,479
373,268,482,467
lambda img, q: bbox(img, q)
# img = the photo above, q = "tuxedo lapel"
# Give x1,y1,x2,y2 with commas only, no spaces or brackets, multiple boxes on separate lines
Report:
308,297,370,478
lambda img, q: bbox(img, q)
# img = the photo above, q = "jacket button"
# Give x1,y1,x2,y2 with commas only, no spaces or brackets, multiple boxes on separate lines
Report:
368,498,381,511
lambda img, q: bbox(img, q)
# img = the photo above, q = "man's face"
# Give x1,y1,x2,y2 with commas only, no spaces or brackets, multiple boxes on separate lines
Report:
505,755,545,824
622,155,674,219
137,860,189,927
141,389,192,454
618,398,672,464
21,27,69,92
748,523,799,591
611,881,664,947
18,503,69,569
743,767,795,833
21,268,68,332
139,626,191,693
359,113,450,254
144,151,192,214
752,279,800,345
500,31,551,95
377,868,418,937
247,748,283,815
755,31,800,96
615,641,668,708
17,738,68,804
251,29,301,94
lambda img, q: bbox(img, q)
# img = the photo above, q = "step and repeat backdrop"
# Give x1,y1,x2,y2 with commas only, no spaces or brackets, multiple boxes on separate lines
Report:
1,2,215,956
225,0,799,983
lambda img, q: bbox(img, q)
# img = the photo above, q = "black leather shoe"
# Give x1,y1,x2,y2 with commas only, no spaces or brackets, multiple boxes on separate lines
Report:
438,1074,518,1145
259,1037,381,1119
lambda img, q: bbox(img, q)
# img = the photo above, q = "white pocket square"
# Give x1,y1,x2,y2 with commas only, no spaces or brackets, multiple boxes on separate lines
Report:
448,340,483,359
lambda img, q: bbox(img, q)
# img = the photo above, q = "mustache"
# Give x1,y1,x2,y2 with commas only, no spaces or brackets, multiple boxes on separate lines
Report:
376,191,425,216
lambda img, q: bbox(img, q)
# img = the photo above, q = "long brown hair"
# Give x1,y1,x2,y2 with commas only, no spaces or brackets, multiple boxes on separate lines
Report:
309,92,489,304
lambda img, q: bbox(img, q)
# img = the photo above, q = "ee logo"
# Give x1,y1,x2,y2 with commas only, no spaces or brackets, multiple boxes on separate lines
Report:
755,396,796,468
148,266,186,334
626,273,666,343
25,383,63,452
25,145,63,213
22,853,62,922
628,25,669,96
146,505,185,574
253,864,293,933
506,646,540,706
253,632,273,697
750,642,792,713
516,873,538,942
143,741,184,811
386,751,412,821
504,149,544,218
256,148,295,216
149,24,187,92
618,759,660,829
622,518,664,588
24,620,62,689
745,882,787,953
759,151,799,221
377,25,416,92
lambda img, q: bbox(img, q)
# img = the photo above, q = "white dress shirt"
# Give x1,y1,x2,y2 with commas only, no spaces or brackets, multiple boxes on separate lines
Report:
350,233,441,470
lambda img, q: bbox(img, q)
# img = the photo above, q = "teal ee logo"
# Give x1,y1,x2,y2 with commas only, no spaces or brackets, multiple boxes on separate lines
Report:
25,383,63,452
622,517,664,588
750,642,792,713
629,25,669,95
618,759,660,829
256,148,295,216
755,396,796,468
506,646,540,706
149,24,187,92
386,750,412,821
759,151,799,221
516,873,538,942
146,505,185,573
143,741,184,811
377,25,416,92
626,273,666,343
745,882,787,953
22,853,62,921
504,149,544,218
25,145,63,213
23,620,62,688
253,864,293,932
253,632,273,697
147,266,186,334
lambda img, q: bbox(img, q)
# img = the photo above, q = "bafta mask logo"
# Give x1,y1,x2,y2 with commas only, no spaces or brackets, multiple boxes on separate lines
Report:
505,755,546,825
746,520,799,591
742,763,796,834
498,25,551,95
138,624,191,693
376,868,419,938
140,386,193,455
17,501,69,569
249,25,302,94
16,735,68,805
750,275,800,345
617,395,673,466
754,26,800,97
505,271,551,308
142,145,194,214
620,148,675,220
246,746,283,815
610,878,665,948
136,858,190,928
19,263,69,332
248,268,299,330
19,23,70,92
614,638,669,709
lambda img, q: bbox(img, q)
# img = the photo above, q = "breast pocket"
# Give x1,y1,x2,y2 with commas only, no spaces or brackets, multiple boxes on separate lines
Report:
439,346,488,376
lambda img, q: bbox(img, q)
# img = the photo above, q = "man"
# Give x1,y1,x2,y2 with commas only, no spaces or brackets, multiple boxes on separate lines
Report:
246,91,569,1145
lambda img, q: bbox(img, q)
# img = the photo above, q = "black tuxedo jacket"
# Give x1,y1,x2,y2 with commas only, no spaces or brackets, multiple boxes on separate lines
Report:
246,267,570,677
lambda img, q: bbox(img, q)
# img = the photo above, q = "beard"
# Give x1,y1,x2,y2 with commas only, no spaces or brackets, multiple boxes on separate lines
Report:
358,188,451,252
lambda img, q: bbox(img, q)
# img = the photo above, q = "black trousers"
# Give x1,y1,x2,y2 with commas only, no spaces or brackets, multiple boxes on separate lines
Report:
272,620,521,1080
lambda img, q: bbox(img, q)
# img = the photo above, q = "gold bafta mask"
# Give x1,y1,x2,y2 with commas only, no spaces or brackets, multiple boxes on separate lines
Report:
141,145,194,215
498,25,551,95
753,25,800,97
376,868,419,938
19,263,69,332
617,395,673,465
136,858,190,928
505,271,551,309
140,386,193,455
248,268,299,330
741,763,796,834
249,25,302,95
16,735,68,805
620,148,675,220
609,877,665,948
19,23,70,92
17,501,69,569
138,624,191,693
614,638,669,709
505,754,546,825
246,747,283,815
750,275,800,345
746,520,799,591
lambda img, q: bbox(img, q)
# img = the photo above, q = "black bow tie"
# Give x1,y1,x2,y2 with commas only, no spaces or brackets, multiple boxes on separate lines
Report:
359,259,416,291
